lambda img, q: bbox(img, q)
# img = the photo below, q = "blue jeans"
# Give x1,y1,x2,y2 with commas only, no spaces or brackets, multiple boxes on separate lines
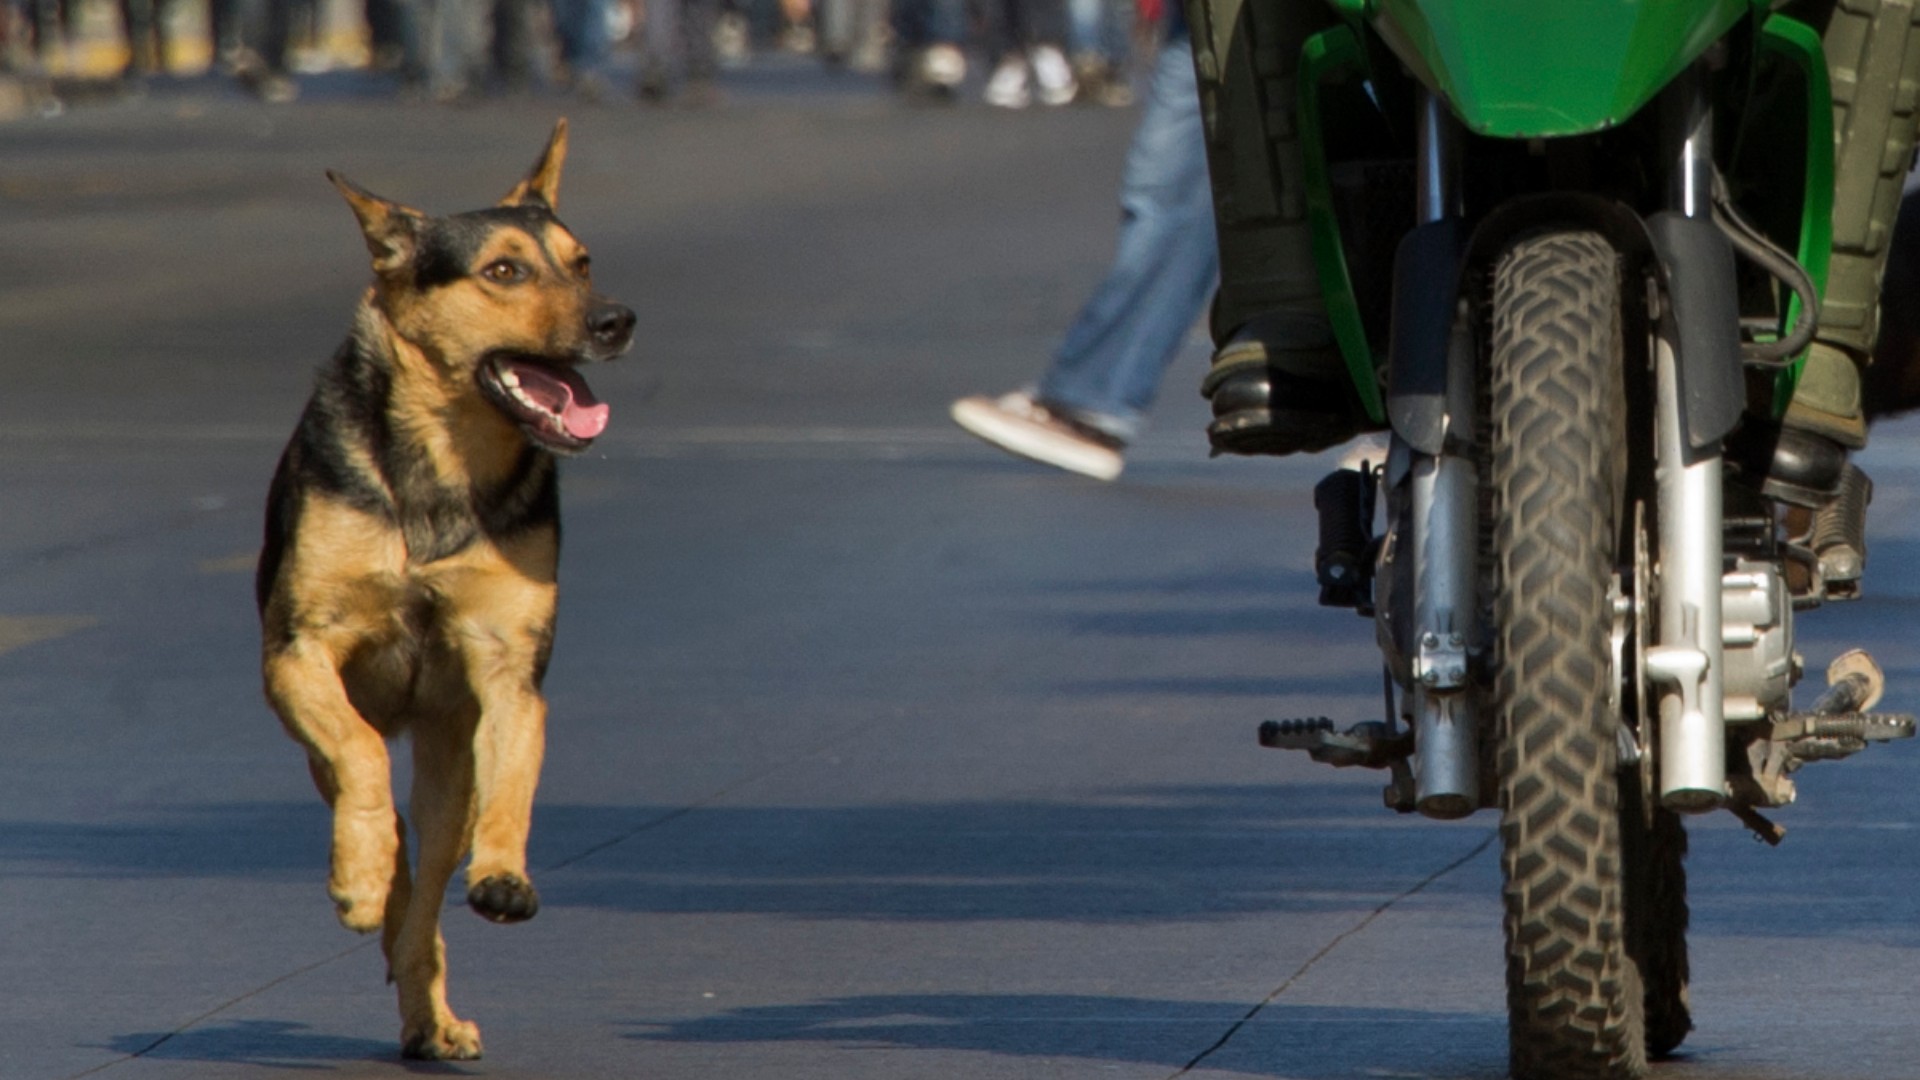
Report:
893,0,964,47
1037,33,1217,440
550,0,610,74
984,0,1068,61
1066,0,1130,65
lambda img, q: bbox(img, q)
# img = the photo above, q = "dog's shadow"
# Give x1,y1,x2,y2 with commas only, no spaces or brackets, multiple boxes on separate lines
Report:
97,1020,461,1074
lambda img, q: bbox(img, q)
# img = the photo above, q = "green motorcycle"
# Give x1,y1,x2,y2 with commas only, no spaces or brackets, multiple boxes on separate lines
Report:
1190,2,1920,1077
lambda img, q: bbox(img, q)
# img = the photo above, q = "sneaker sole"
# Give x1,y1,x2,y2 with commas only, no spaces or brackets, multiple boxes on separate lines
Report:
950,399,1124,480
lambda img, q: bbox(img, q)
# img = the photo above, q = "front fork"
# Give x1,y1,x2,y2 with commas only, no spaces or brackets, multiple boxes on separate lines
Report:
1405,319,1479,818
1404,91,1480,818
1649,338,1728,809
1399,78,1733,816
1648,66,1728,811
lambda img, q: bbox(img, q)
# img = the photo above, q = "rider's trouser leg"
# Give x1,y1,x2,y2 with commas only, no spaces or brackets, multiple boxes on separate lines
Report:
1788,0,1920,454
1185,0,1360,455
1765,0,1920,590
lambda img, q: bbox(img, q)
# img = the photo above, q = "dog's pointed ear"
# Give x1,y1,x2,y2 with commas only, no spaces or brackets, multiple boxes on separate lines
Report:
329,171,423,274
500,119,568,211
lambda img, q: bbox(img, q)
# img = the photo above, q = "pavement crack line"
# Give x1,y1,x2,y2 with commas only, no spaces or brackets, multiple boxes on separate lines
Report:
1169,829,1497,1078
542,713,895,873
63,938,377,1079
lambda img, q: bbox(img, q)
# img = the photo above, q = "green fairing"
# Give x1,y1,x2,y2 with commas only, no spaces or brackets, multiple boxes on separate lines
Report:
1758,14,1833,414
1298,27,1386,422
1369,0,1757,137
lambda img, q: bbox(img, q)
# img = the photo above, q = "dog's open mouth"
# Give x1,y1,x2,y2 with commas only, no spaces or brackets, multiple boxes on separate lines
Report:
478,354,609,453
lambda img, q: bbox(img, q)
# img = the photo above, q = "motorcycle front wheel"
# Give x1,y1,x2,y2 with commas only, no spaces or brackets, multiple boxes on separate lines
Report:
1487,229,1647,1080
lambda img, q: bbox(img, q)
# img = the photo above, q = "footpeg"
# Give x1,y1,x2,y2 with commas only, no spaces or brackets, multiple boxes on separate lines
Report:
1771,710,1915,762
1258,716,1402,765
1259,717,1415,811
1730,650,1914,809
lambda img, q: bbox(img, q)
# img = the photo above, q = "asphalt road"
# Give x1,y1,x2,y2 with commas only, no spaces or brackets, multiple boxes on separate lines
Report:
2,63,1918,1080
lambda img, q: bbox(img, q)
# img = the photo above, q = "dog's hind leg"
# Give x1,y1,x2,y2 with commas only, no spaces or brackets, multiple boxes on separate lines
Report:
392,710,485,1061
269,649,401,934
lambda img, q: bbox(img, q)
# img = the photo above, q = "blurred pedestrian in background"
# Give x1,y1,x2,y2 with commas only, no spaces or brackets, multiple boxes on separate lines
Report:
1065,0,1131,105
1,0,1161,109
639,0,721,103
951,13,1211,478
363,0,409,69
19,0,69,72
491,0,547,93
119,0,176,78
230,0,299,100
816,0,884,73
980,0,1075,108
422,0,489,99
890,0,966,97
548,0,610,97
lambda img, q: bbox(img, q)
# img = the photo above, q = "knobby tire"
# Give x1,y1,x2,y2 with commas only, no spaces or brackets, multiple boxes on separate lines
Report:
1488,230,1647,1080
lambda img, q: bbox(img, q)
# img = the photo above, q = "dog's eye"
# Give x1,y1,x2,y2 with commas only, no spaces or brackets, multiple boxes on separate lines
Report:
574,256,591,279
482,260,527,284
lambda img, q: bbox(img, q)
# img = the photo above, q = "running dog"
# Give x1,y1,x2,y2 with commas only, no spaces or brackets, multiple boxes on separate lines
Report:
256,120,633,1060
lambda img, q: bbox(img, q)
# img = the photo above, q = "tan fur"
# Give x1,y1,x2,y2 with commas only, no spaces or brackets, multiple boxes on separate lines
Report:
260,121,629,1062
263,472,559,1058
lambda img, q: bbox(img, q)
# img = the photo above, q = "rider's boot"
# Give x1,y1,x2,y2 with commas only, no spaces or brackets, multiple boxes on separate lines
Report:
1761,343,1865,508
1185,0,1362,455
1200,311,1367,455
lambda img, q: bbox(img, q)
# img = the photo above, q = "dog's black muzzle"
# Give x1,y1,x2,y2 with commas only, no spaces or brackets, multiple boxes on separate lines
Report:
588,298,636,359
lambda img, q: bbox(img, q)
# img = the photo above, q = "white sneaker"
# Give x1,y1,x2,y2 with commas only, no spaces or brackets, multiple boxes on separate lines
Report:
951,392,1125,480
1029,45,1077,107
983,56,1032,108
714,12,751,68
920,43,966,89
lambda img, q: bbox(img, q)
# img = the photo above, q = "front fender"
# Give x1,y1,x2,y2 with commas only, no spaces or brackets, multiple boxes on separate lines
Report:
1387,195,1746,454
1359,0,1757,138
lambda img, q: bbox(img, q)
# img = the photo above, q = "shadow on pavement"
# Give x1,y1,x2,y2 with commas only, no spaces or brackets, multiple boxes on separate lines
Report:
0,803,322,878
1030,566,1314,598
625,993,1511,1080
0,785,1482,918
1051,673,1383,698
532,783,1490,923
96,1019,410,1072
1060,604,1336,639
7,780,1916,951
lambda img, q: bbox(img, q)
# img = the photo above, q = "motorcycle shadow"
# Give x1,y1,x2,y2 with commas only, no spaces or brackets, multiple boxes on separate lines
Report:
628,993,1511,1079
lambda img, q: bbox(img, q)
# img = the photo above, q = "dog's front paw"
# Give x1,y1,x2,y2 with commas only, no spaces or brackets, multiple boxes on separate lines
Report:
467,874,540,923
402,1018,483,1061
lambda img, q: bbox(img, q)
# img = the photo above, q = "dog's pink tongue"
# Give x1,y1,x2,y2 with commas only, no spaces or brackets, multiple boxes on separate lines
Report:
511,362,609,440
559,380,609,440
